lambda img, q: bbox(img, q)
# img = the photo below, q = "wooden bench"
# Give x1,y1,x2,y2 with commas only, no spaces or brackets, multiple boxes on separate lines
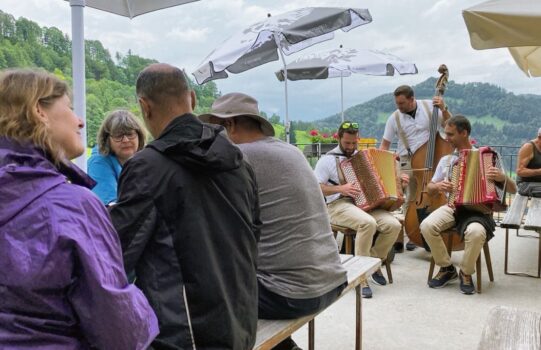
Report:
253,254,381,350
501,194,541,278
478,305,541,350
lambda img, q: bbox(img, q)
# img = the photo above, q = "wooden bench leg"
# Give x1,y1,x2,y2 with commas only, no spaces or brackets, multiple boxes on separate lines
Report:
384,259,393,284
345,235,354,255
308,319,314,350
355,285,362,350
428,257,435,282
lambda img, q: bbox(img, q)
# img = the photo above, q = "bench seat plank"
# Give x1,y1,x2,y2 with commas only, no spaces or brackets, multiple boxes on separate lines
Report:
253,255,380,350
478,306,541,350
524,197,541,231
501,194,528,229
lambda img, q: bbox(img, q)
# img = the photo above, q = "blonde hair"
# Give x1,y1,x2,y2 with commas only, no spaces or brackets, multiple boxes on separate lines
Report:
0,68,69,163
96,110,146,155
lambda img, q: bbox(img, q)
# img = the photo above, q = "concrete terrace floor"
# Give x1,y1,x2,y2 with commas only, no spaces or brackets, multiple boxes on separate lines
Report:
290,226,541,350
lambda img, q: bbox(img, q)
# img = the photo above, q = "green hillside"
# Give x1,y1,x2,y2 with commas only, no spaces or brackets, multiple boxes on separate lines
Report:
314,78,541,147
0,9,219,147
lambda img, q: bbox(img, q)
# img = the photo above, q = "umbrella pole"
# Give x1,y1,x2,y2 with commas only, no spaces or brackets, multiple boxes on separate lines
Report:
273,35,290,143
70,0,87,170
340,73,344,122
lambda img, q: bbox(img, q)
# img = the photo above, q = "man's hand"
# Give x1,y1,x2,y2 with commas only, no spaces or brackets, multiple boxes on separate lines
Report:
340,183,362,198
400,173,410,187
433,96,446,110
436,180,453,194
486,166,506,183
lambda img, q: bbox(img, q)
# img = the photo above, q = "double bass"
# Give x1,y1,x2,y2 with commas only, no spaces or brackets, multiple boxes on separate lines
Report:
404,65,463,251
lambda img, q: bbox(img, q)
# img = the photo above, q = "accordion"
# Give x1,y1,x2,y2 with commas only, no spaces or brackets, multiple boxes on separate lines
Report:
340,148,404,212
448,146,507,213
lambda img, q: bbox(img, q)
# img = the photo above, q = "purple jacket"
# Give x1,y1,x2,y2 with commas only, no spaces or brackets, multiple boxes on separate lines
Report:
0,137,158,349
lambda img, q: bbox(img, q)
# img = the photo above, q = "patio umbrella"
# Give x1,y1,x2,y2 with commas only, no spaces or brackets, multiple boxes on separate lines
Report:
66,0,200,170
192,7,373,143
462,0,541,77
275,47,418,121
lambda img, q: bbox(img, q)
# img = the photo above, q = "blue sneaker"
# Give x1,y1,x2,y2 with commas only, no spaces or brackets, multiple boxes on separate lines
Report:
459,270,476,295
428,265,458,288
361,281,372,298
371,269,387,286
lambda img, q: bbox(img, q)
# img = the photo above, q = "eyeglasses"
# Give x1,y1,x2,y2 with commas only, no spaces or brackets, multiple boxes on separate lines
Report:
110,132,137,142
340,122,359,130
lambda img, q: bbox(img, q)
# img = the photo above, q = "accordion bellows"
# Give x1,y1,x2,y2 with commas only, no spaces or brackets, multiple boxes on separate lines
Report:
340,149,404,212
448,146,507,213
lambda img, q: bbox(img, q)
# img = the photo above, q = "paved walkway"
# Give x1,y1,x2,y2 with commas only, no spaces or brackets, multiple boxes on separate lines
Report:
291,226,541,349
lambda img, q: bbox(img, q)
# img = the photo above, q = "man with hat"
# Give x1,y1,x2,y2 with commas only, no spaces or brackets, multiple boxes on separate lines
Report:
201,92,347,350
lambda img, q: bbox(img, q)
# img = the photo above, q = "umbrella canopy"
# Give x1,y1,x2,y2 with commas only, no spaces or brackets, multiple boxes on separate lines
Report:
192,7,372,142
66,0,199,170
463,0,541,77
275,48,417,81
69,0,199,19
275,48,418,121
193,8,372,85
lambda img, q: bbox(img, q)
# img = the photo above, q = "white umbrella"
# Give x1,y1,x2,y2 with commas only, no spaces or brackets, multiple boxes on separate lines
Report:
275,47,418,121
192,7,372,143
66,0,199,170
463,0,541,77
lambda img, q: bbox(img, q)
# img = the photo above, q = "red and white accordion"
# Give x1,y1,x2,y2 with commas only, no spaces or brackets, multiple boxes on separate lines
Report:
340,148,404,212
448,146,507,213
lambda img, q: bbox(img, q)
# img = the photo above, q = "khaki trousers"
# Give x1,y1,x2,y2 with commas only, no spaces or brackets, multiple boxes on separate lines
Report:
327,198,401,259
420,205,486,275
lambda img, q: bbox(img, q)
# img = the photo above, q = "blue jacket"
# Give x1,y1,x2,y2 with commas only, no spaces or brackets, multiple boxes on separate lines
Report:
88,146,122,205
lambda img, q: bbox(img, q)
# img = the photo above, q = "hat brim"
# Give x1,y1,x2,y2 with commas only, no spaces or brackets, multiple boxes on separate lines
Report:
199,112,275,137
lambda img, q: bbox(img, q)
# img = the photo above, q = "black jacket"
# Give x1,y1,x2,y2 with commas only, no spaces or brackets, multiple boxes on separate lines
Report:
110,114,260,350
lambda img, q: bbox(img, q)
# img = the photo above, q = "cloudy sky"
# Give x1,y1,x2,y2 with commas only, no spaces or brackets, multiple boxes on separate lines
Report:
1,0,538,121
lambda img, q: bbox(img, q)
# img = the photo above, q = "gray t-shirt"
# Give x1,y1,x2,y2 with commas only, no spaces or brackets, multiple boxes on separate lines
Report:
238,137,347,299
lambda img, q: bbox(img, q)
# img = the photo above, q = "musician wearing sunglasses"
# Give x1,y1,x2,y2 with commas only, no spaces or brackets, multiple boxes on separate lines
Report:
314,121,402,299
421,115,516,294
88,110,146,205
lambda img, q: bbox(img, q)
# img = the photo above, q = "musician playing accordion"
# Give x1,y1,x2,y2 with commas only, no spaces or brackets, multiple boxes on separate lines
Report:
421,115,516,294
314,121,405,299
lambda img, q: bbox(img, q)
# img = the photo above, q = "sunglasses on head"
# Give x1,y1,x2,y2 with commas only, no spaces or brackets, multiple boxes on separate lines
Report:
340,122,359,130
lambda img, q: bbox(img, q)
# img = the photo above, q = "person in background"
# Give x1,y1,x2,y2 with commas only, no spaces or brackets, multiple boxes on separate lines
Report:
380,85,452,251
516,127,541,186
421,115,516,294
88,110,145,205
201,92,347,350
314,121,402,299
0,68,158,349
110,64,260,349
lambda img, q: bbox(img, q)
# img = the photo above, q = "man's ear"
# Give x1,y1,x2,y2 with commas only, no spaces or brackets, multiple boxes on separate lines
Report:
139,97,151,120
190,90,197,111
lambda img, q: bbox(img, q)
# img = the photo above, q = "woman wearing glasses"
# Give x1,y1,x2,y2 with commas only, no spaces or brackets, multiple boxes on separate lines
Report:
88,110,146,205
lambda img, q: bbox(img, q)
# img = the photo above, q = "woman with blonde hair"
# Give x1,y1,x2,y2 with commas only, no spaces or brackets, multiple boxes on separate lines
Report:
88,110,145,204
0,68,158,349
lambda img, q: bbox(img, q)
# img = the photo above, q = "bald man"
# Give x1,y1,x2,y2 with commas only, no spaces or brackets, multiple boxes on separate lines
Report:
110,63,260,349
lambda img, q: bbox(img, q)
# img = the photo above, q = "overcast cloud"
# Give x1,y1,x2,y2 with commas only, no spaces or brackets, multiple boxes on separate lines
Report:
1,0,538,121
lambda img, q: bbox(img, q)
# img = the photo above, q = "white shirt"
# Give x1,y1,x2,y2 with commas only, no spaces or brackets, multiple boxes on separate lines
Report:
314,146,355,204
382,99,444,157
431,153,459,183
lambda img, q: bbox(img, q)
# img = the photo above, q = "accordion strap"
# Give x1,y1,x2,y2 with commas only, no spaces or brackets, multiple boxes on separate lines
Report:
335,156,347,185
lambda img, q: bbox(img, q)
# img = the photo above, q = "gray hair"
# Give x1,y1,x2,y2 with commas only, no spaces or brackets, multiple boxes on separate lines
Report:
96,110,146,155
